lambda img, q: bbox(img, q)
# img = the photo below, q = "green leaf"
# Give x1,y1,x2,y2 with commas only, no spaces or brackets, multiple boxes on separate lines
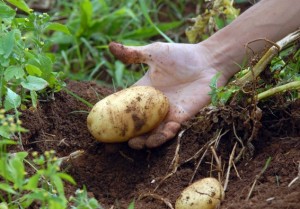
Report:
214,16,226,30
4,66,25,81
27,54,53,81
209,72,221,90
0,1,16,18
0,202,8,209
45,23,70,35
0,126,11,138
0,139,17,146
0,183,17,194
5,0,31,14
4,88,21,111
57,173,76,185
127,200,135,209
30,90,38,108
138,0,173,43
77,0,93,36
25,64,42,76
114,61,124,87
51,175,64,196
219,90,233,105
8,152,27,189
0,30,15,58
24,173,40,190
121,21,182,40
21,75,48,91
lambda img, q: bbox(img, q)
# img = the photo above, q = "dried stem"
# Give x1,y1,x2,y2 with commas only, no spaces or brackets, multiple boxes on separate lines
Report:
139,193,174,209
246,157,272,201
154,129,185,191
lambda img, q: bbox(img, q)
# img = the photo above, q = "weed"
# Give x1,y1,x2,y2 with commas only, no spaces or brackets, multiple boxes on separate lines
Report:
50,0,183,87
0,0,69,110
186,0,240,43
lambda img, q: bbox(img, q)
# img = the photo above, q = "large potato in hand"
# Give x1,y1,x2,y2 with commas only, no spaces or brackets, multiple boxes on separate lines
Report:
175,177,224,209
87,86,169,143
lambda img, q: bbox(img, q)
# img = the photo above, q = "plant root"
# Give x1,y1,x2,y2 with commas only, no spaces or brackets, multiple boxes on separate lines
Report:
246,157,272,201
139,193,174,209
154,129,185,192
288,161,300,187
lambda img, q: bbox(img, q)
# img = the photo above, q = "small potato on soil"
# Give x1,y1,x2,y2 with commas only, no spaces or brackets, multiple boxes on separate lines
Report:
175,177,224,209
87,86,169,143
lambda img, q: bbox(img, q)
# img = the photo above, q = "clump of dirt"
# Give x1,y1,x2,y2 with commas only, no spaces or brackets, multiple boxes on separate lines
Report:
20,81,300,209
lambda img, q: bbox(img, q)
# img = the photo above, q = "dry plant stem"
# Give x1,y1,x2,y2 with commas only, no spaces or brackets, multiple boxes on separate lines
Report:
139,193,174,209
210,146,223,182
232,123,245,163
246,157,272,201
119,151,134,162
184,129,226,164
154,130,184,192
288,161,300,187
224,142,237,191
58,150,85,164
236,29,300,85
257,81,300,101
188,129,228,184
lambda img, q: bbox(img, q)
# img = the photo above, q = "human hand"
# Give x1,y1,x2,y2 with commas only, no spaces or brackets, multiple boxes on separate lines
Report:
109,42,229,149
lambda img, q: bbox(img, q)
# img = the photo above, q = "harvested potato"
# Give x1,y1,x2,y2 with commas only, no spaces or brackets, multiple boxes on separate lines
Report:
175,177,224,209
87,86,169,143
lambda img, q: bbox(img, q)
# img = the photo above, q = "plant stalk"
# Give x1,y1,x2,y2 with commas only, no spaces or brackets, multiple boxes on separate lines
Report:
257,80,300,101
236,29,300,85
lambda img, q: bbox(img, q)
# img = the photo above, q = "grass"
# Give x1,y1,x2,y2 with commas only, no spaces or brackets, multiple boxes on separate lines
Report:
50,0,186,87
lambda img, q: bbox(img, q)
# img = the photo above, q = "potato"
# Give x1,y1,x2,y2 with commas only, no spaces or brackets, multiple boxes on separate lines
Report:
175,177,224,209
87,86,169,143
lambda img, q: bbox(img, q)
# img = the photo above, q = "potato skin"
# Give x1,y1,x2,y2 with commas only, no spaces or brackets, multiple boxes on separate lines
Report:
175,177,224,209
87,86,169,143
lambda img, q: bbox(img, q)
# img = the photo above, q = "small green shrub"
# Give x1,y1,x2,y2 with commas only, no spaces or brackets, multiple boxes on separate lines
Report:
0,0,68,110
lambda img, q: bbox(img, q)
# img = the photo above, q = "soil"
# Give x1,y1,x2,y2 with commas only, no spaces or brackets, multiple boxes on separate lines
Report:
20,80,300,209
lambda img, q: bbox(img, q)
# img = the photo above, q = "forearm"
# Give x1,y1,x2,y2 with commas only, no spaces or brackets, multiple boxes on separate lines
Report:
201,0,300,78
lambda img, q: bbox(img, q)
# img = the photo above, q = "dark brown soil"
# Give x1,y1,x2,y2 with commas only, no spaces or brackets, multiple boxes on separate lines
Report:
20,81,300,209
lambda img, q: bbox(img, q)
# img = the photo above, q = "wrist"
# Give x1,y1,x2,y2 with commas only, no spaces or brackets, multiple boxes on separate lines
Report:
198,38,242,81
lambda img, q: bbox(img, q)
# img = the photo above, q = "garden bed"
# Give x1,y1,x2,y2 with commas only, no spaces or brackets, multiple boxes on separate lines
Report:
20,80,300,209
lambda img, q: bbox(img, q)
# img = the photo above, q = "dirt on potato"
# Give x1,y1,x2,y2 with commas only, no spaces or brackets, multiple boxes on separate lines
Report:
20,80,300,209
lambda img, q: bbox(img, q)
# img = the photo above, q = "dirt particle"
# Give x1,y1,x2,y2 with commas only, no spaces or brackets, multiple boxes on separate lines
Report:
131,113,145,131
121,124,128,136
136,96,141,102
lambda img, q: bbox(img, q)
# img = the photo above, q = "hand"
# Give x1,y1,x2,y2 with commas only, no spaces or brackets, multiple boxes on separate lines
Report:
109,42,229,149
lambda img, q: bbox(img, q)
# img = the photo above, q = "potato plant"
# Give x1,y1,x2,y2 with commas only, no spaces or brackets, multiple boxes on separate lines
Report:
0,0,68,110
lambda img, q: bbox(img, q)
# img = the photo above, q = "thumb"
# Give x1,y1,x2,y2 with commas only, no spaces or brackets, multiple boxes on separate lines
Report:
109,42,151,64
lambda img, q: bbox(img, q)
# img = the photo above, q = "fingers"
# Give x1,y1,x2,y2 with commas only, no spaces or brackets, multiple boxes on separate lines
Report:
146,121,181,148
128,136,147,150
109,42,149,64
128,121,181,150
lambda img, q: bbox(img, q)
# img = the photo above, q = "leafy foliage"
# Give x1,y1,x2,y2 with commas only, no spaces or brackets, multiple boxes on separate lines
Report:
0,1,68,110
186,0,240,43
51,0,183,87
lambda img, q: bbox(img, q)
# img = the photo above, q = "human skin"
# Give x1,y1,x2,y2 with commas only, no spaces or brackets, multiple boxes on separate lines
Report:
109,0,300,149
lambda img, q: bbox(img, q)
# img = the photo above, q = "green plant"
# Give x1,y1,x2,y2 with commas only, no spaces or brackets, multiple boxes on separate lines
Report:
0,0,69,110
209,30,300,106
186,0,240,43
208,72,240,106
0,109,103,208
51,0,183,87
70,187,103,209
